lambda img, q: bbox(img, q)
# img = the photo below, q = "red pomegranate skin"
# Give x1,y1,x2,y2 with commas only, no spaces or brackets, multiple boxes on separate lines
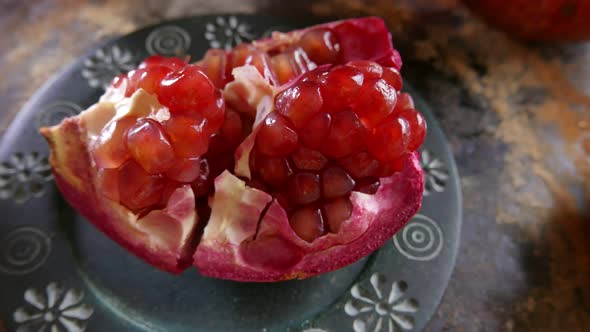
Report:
41,17,426,280
463,0,590,41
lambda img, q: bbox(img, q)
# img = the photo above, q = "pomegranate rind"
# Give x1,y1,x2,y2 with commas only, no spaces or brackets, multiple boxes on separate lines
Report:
41,98,198,274
194,153,423,281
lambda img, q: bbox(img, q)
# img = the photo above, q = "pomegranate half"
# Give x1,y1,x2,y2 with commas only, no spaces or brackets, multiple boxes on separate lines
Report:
41,17,425,281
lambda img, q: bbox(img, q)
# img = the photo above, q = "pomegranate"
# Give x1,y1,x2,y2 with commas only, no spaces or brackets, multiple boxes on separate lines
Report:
463,0,590,41
41,17,425,281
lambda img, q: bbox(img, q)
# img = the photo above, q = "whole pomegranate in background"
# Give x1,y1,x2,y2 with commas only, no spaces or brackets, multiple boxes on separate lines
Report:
463,0,590,41
41,17,426,282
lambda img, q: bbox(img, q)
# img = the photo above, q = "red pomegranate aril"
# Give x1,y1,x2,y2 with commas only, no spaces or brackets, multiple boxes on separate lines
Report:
292,146,328,171
354,177,381,194
200,49,228,88
126,66,171,96
165,115,208,158
275,190,295,212
348,60,383,78
245,51,277,86
339,151,379,179
396,92,415,110
96,168,120,202
299,28,341,64
323,197,353,233
320,65,363,112
221,109,244,147
118,160,166,212
275,81,323,128
322,167,355,198
321,111,364,158
376,158,405,177
288,172,321,205
256,155,293,187
381,67,403,91
230,44,252,65
126,119,176,174
353,78,397,128
289,207,325,242
256,113,298,157
398,108,426,151
139,55,186,70
92,117,137,169
271,53,298,85
201,91,226,135
290,47,316,73
300,112,331,149
165,157,201,183
367,117,409,163
111,74,128,89
158,65,216,113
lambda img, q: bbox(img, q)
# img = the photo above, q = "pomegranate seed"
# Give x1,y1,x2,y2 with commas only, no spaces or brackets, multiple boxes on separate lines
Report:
321,111,364,158
158,180,182,208
275,190,295,212
289,207,325,242
396,92,415,110
126,119,176,174
381,67,403,91
201,91,226,135
165,157,201,183
299,28,341,64
230,44,254,68
118,160,165,212
255,113,298,157
300,68,327,84
275,81,323,128
398,108,426,151
199,49,228,88
191,158,211,198
376,158,405,177
92,117,137,169
245,51,277,86
221,109,244,147
290,47,316,74
300,112,331,149
288,172,321,205
323,197,353,233
353,78,397,128
165,115,208,158
139,55,185,70
339,151,379,179
354,178,381,194
158,64,216,113
111,74,129,96
320,65,363,112
291,146,328,171
271,53,298,85
96,168,119,202
321,167,355,198
126,66,171,96
367,117,409,163
347,60,383,78
255,154,293,187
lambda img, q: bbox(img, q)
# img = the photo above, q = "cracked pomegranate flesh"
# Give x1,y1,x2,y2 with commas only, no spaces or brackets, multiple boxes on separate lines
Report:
41,17,425,281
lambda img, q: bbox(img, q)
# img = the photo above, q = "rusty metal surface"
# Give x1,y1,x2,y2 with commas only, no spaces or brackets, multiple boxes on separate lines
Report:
1,0,589,330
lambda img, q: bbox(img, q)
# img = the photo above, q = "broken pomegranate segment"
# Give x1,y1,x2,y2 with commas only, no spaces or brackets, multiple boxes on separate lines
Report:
41,17,425,281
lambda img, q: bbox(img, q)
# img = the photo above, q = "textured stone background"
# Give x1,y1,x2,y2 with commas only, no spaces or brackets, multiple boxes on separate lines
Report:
1,0,589,331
